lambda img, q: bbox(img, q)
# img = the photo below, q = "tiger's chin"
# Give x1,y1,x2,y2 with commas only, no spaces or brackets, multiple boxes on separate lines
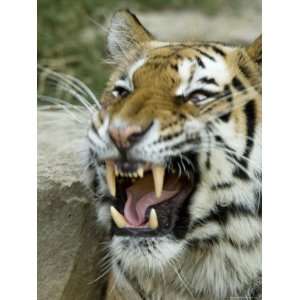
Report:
111,235,186,271
105,154,198,239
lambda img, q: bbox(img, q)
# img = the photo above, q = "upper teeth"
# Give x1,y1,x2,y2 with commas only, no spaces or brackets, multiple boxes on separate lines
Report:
105,160,116,197
117,171,140,178
152,165,165,198
137,167,144,177
105,160,165,199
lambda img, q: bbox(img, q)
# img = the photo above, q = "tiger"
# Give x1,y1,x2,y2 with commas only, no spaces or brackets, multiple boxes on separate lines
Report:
84,9,262,300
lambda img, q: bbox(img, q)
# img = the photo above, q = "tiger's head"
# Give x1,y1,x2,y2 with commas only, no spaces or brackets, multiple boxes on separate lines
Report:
86,10,261,271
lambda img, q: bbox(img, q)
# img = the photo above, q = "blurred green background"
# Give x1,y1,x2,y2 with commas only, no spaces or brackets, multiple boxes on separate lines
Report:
38,0,261,99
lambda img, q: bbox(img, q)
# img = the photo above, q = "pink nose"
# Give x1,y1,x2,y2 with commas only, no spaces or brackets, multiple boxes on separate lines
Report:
108,125,142,149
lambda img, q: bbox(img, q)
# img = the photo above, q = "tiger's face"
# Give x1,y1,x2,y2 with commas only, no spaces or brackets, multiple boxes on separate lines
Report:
86,10,261,271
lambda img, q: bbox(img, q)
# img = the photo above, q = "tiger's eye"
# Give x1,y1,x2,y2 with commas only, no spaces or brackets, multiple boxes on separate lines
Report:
112,86,130,98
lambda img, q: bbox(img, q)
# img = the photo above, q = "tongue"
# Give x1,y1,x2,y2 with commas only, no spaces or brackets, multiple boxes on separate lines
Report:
124,173,181,226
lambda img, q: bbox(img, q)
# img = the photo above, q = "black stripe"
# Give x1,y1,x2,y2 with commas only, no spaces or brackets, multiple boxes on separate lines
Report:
243,100,256,162
219,84,233,122
214,136,244,172
100,195,114,204
255,188,262,217
91,122,98,135
87,136,98,151
198,76,218,86
173,153,201,239
227,235,261,252
170,63,178,71
205,151,211,170
196,56,205,68
187,235,220,250
222,84,233,102
174,94,185,105
190,88,218,98
211,182,234,191
232,167,250,180
188,67,195,84
215,98,257,181
157,130,183,143
238,63,252,79
211,45,226,57
160,137,201,153
191,202,256,230
219,114,231,122
233,100,256,179
199,50,216,61
231,76,246,92
175,54,183,60
215,135,238,156
187,233,260,252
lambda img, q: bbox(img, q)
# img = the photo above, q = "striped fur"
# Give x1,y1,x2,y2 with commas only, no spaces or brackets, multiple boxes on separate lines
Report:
84,10,262,299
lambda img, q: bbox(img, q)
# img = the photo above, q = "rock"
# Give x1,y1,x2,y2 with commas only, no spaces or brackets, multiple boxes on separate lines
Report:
37,110,107,300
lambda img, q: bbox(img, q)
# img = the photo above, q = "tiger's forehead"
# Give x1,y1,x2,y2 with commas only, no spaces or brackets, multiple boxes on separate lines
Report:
124,43,236,92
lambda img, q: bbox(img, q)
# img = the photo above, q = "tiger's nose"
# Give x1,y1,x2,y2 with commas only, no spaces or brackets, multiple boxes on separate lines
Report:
108,125,145,149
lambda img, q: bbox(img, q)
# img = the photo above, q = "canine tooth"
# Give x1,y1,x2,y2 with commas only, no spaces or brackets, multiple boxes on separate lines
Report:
137,167,144,178
149,209,159,229
114,166,119,177
110,206,127,228
152,165,165,198
106,161,116,197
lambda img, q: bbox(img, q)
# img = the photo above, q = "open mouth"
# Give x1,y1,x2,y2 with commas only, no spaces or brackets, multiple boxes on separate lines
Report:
105,156,197,237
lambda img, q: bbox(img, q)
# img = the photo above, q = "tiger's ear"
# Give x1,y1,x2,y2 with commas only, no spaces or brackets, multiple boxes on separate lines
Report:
246,35,262,66
107,10,154,61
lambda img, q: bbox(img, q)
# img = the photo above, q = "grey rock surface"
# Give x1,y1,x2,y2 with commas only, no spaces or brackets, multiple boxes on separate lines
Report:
38,110,107,300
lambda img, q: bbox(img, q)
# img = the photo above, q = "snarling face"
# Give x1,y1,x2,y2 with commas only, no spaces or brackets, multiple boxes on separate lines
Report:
85,10,261,270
